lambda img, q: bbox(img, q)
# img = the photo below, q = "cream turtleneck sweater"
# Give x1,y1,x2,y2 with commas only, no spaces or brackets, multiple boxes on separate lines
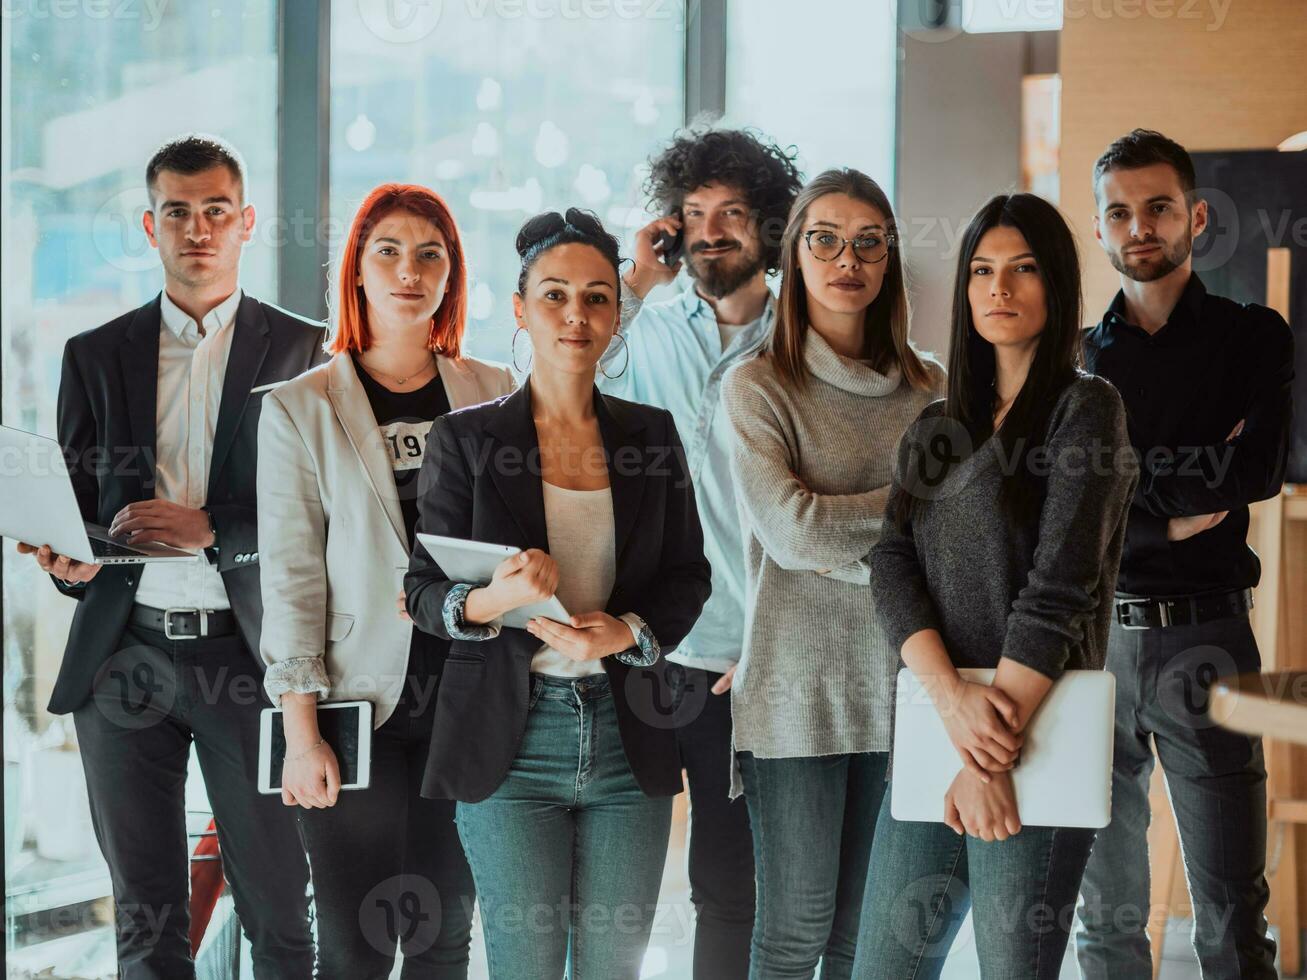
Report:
720,328,945,794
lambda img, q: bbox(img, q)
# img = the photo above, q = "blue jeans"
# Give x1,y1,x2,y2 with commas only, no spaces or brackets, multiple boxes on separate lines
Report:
454,673,672,980
852,792,1095,979
1075,615,1276,979
737,750,888,980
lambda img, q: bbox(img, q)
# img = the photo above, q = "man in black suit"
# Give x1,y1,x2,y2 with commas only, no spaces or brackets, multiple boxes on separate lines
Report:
18,134,324,978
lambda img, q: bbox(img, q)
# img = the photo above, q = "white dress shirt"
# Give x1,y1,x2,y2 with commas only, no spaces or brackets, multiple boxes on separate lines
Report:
133,288,241,612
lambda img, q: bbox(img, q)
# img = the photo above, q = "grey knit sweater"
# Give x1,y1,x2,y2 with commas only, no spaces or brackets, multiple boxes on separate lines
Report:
869,374,1137,679
721,329,946,792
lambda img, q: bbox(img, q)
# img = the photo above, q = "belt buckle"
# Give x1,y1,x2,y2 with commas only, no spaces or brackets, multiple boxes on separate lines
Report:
164,607,206,640
1115,597,1151,631
1157,600,1174,628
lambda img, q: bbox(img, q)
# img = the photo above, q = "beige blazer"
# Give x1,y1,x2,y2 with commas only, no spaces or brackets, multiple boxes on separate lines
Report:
257,351,516,727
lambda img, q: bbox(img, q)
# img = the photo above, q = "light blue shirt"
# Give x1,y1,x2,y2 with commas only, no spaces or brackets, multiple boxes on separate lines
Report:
599,283,776,674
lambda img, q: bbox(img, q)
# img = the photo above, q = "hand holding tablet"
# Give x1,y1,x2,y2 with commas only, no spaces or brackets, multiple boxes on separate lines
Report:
416,534,571,629
486,549,561,617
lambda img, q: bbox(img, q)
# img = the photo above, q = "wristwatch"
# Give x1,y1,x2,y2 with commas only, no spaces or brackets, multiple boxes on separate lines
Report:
201,506,219,562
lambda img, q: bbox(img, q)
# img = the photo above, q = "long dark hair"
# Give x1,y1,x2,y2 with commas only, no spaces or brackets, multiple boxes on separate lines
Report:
891,193,1084,529
771,169,934,391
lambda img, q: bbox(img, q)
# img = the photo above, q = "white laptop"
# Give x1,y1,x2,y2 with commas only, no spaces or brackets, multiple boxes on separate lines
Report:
0,425,197,565
415,533,570,629
891,667,1115,829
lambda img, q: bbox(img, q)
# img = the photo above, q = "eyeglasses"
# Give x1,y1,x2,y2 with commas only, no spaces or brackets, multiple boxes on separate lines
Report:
803,229,895,264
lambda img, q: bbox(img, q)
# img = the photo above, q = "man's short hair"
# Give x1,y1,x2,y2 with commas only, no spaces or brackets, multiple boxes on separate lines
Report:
644,127,803,274
146,133,247,206
1093,128,1196,205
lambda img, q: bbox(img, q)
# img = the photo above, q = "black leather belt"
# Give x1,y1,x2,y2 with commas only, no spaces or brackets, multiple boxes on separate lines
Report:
130,604,238,640
1114,588,1253,630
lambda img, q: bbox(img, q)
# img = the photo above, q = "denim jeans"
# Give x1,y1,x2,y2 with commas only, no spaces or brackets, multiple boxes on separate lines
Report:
1075,614,1277,979
852,792,1095,980
668,663,755,980
737,750,888,980
454,673,673,980
298,642,475,979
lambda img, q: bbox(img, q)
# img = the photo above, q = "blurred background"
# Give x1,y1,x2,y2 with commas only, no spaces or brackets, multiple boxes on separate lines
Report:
3,0,1305,976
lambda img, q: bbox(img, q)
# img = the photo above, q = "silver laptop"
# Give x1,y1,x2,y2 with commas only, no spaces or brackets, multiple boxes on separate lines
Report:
891,667,1115,829
0,425,197,564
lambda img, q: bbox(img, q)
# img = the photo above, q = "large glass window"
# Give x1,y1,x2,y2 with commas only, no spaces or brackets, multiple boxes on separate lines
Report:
722,0,897,194
2,3,278,973
331,0,686,365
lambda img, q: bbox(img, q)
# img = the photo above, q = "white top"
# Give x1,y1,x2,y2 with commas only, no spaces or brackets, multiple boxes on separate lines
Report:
134,288,240,612
531,482,616,677
717,316,755,355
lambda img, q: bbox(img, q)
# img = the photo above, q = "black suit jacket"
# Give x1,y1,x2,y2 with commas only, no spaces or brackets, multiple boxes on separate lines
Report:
46,293,328,715
405,380,711,802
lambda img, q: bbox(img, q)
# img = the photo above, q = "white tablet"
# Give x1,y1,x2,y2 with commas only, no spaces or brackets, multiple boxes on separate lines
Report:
415,533,571,630
257,700,373,795
890,668,1115,829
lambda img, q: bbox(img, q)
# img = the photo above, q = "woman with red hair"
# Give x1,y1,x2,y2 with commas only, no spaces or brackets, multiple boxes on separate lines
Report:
256,183,515,978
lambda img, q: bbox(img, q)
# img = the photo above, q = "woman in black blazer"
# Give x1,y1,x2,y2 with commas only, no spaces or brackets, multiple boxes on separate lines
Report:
405,208,711,980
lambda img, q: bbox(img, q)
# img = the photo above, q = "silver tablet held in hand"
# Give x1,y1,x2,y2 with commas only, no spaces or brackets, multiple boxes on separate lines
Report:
415,533,571,630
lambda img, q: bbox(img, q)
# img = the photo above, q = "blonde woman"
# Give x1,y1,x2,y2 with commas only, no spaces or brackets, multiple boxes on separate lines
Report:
722,168,945,979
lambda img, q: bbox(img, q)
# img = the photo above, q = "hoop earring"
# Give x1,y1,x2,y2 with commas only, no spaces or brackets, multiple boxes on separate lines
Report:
512,328,533,374
599,333,629,380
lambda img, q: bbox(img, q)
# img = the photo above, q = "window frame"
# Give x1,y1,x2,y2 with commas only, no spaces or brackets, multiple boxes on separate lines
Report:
273,0,724,320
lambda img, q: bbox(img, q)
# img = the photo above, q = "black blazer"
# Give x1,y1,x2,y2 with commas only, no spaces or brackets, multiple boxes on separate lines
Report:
405,380,711,802
46,293,328,714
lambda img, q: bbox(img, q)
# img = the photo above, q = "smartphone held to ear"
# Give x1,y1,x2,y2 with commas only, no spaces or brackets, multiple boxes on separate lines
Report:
655,214,684,267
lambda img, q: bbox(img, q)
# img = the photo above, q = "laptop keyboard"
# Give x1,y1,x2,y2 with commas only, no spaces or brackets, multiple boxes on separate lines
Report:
91,538,144,559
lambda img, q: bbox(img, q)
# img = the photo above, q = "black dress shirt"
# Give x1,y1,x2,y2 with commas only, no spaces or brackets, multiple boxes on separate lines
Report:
1083,273,1294,598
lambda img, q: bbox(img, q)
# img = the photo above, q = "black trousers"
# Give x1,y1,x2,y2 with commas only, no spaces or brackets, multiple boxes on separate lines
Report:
73,623,314,979
1077,612,1277,979
668,663,757,980
297,642,476,980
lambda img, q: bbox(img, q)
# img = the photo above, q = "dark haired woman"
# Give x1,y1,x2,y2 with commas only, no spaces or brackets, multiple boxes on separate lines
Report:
851,193,1138,979
721,168,944,979
405,208,711,980
258,183,514,977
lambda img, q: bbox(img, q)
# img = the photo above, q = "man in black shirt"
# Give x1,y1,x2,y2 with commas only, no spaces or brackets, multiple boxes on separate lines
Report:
1075,129,1292,980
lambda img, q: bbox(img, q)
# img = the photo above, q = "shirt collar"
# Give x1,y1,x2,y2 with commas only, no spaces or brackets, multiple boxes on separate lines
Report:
1104,272,1206,336
678,281,777,329
160,287,242,342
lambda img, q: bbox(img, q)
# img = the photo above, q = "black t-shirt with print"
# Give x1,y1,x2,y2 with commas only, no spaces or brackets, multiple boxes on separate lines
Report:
352,355,452,672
